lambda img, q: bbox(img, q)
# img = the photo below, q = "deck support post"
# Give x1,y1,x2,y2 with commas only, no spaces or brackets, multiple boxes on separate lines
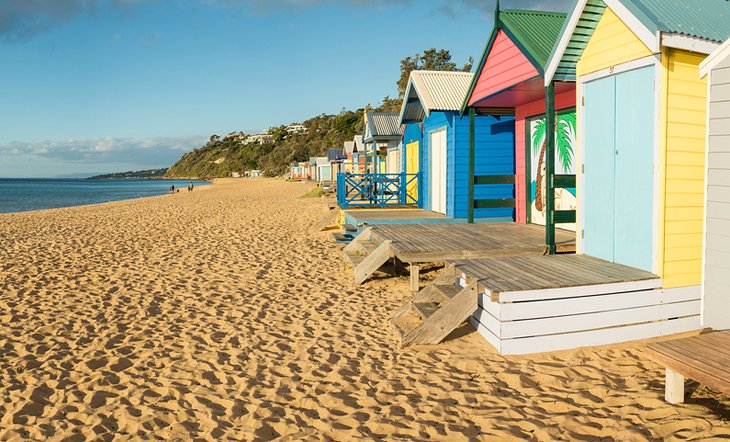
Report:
468,107,476,224
665,369,685,404
545,81,556,255
410,264,420,292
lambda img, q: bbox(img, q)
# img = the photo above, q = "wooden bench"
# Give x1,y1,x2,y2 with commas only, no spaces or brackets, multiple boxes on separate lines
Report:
646,331,730,403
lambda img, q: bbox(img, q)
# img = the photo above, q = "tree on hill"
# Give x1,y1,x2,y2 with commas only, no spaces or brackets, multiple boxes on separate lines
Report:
396,48,473,97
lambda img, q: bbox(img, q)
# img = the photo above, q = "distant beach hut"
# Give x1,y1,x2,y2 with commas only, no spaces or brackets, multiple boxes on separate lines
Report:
700,39,730,330
315,157,332,183
462,7,574,233
363,113,402,175
546,0,730,289
400,70,515,219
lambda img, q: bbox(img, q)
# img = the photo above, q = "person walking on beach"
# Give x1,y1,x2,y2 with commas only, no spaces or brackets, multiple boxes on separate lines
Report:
188,182,194,192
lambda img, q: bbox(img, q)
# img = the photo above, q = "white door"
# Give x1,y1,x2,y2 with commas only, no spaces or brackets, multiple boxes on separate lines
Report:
429,129,447,214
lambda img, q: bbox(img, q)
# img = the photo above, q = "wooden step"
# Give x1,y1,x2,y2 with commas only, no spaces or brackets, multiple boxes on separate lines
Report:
434,284,462,301
342,223,358,232
360,240,378,254
345,250,365,267
414,302,440,320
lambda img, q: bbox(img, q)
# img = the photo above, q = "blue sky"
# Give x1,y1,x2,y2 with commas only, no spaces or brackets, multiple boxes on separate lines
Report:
0,0,571,178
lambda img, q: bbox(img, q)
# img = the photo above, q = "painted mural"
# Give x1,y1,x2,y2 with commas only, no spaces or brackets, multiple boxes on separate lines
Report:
529,111,577,230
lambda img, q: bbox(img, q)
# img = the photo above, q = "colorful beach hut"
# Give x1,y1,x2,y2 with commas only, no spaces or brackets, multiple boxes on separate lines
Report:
700,39,730,330
547,0,730,289
363,113,402,174
462,7,574,239
399,70,515,219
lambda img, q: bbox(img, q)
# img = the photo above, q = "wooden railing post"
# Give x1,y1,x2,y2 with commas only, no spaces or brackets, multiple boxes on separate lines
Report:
545,81,556,255
468,107,476,224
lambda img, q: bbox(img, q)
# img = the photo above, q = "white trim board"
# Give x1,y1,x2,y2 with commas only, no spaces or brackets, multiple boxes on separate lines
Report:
478,285,698,321
578,54,658,84
545,0,659,86
472,314,701,355
474,300,700,339
603,0,659,53
662,34,719,57
489,278,662,303
701,38,730,78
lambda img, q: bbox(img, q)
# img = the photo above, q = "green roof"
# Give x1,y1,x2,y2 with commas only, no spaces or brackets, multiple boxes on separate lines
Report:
461,8,568,113
547,0,730,82
624,0,730,42
499,9,569,69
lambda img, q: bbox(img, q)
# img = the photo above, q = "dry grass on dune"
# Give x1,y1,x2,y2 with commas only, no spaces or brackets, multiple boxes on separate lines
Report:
0,178,727,441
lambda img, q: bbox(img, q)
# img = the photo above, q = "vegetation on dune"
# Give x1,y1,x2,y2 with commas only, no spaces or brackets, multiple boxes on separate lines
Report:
165,48,472,178
88,168,168,180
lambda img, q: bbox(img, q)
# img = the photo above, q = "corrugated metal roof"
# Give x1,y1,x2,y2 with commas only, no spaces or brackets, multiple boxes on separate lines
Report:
364,113,402,143
400,70,474,124
353,135,364,152
548,0,730,82
500,9,568,69
625,0,730,42
461,8,568,113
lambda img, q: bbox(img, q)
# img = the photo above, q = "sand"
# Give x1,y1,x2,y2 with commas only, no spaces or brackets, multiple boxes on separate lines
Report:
0,178,727,441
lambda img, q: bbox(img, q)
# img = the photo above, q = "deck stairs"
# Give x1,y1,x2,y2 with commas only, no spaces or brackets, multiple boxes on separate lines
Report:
343,227,393,284
332,223,358,243
391,264,478,346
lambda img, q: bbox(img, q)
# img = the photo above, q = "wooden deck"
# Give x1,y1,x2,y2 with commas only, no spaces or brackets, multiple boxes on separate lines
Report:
451,254,659,302
647,331,730,403
345,208,451,224
370,223,575,263
450,254,702,355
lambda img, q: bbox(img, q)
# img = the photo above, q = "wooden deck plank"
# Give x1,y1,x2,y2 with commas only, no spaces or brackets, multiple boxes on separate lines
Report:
659,341,730,377
450,254,659,294
647,331,730,397
693,334,730,359
370,223,574,260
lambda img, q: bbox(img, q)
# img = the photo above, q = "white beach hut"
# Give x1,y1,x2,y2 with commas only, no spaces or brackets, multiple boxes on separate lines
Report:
700,39,730,330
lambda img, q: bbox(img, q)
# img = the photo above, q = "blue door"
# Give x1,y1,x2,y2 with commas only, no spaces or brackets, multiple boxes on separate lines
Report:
583,66,655,272
614,66,655,271
583,75,616,264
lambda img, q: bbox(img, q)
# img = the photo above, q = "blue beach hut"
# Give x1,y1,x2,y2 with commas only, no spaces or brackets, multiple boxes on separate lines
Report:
399,70,515,220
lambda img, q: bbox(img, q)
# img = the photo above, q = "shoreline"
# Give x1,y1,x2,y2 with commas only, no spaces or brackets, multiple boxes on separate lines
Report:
0,178,219,217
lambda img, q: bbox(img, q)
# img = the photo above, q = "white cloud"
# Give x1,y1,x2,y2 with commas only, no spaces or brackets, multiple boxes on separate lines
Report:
0,135,207,165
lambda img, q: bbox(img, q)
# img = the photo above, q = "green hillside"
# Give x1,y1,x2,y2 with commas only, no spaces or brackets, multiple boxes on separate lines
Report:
164,110,364,178
164,48,471,179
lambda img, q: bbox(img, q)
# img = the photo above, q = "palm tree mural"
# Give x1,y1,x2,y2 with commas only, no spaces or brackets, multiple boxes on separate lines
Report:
531,113,576,213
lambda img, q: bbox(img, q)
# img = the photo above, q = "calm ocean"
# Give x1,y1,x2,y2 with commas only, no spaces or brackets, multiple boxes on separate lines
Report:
0,178,210,214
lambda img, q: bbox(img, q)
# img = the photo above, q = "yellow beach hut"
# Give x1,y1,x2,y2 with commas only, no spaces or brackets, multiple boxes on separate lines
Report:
546,0,730,296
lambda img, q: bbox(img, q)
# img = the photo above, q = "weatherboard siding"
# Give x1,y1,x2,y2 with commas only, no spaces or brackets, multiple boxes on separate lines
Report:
469,30,539,106
576,7,653,77
419,111,515,219
703,53,730,330
515,91,576,223
662,49,707,289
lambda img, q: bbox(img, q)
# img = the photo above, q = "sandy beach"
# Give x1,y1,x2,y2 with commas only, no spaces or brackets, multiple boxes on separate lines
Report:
0,178,727,441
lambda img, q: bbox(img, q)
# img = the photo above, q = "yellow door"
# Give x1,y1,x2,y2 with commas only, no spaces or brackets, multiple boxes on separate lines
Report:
406,141,419,201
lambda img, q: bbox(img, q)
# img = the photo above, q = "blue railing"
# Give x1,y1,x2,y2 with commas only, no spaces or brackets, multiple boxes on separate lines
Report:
337,173,420,209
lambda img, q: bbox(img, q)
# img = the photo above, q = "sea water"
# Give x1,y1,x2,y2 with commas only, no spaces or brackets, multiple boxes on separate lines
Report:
0,178,210,214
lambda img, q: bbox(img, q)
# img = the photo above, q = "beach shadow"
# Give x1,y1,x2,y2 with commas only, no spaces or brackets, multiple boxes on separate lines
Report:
440,322,476,344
